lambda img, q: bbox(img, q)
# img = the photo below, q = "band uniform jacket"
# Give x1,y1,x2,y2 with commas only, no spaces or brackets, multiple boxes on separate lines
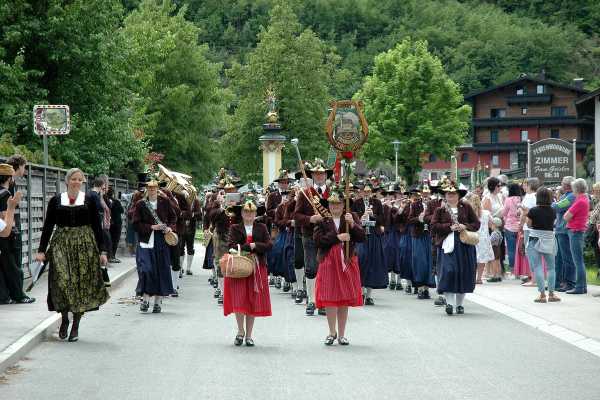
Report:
430,201,480,247
265,190,283,228
350,197,384,235
407,199,427,237
393,204,411,233
313,213,365,263
294,186,329,236
132,196,178,244
228,222,273,265
423,198,443,244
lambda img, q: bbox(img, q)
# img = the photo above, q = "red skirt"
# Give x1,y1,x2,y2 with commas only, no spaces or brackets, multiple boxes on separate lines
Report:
223,263,272,317
315,244,363,308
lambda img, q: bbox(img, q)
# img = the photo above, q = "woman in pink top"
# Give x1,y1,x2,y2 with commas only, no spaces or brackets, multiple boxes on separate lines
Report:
502,183,523,275
564,178,589,294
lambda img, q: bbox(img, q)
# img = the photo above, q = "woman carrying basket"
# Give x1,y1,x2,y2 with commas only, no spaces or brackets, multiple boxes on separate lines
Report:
225,199,272,347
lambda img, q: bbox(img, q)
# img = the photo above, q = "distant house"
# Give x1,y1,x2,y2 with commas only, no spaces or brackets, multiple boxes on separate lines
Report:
576,87,600,180
421,74,593,181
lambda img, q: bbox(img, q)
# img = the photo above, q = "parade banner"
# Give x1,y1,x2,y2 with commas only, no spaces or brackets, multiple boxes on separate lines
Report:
33,105,71,136
527,138,575,183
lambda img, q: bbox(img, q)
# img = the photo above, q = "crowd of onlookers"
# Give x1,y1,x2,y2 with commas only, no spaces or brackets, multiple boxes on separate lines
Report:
0,155,125,305
464,174,598,303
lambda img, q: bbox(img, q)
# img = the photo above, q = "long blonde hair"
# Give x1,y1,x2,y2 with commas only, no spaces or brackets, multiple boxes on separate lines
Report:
467,193,482,217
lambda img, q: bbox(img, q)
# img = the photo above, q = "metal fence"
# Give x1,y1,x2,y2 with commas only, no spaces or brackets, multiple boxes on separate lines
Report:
0,157,135,278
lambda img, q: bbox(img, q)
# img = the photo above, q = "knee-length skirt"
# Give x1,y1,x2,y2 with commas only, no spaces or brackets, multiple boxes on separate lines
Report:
315,244,362,308
397,230,413,280
136,232,175,297
411,233,435,288
437,233,477,294
357,233,389,289
223,263,272,317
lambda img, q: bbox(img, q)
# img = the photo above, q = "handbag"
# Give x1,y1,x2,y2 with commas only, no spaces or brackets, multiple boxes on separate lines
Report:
144,200,179,246
446,202,479,246
219,245,256,278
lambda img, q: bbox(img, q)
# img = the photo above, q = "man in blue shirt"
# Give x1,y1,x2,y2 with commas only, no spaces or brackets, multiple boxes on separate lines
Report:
552,176,576,291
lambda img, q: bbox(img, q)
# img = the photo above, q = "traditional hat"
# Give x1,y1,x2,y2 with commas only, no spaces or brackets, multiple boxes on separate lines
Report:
327,184,345,204
241,199,258,212
0,164,15,176
146,180,159,188
307,158,334,178
274,169,293,183
440,180,467,198
422,184,431,193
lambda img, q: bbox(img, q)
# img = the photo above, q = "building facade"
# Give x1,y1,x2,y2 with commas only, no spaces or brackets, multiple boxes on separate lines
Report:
421,74,594,181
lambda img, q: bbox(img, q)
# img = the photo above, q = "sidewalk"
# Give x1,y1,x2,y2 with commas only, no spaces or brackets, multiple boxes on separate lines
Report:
0,255,137,374
469,278,600,354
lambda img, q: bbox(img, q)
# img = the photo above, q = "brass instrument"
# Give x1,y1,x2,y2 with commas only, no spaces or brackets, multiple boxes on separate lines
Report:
290,138,332,219
157,164,198,205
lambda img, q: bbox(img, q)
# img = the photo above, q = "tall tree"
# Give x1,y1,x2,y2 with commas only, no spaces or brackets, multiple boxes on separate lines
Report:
223,2,338,180
356,38,471,184
121,0,226,182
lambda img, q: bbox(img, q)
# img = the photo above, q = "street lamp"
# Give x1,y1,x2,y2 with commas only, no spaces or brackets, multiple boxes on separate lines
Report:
392,140,401,182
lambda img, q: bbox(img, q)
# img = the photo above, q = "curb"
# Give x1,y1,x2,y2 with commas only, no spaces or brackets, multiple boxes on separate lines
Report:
0,265,137,375
469,292,600,359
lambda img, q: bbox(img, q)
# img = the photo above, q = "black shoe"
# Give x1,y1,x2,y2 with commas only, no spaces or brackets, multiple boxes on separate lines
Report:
325,333,337,346
338,337,350,346
295,290,303,304
234,334,244,346
170,290,179,298
405,285,412,294
211,280,218,288
140,300,150,312
152,304,162,313
445,304,454,315
109,258,121,264
186,270,193,276
422,290,431,299
218,295,224,305
59,318,69,340
566,288,587,294
389,282,396,290
245,338,255,347
365,297,375,306
456,306,464,315
213,288,221,299
68,331,79,342
275,278,282,289
396,282,403,290
269,277,275,286
318,308,326,316
283,282,291,292
434,296,446,306
413,286,418,295
306,302,316,316
16,296,35,304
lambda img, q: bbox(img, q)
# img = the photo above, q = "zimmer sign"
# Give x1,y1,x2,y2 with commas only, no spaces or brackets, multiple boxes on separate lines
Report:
528,138,575,183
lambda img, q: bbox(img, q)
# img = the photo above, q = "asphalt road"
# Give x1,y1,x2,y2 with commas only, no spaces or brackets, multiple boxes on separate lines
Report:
1,257,599,400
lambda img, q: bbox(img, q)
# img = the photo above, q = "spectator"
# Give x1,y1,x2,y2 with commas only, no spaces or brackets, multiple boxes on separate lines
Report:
6,155,26,272
0,164,35,304
482,177,504,281
526,187,559,303
490,217,504,282
467,194,494,284
516,178,539,284
502,183,523,275
588,183,600,279
563,178,589,294
552,176,576,292
107,187,124,263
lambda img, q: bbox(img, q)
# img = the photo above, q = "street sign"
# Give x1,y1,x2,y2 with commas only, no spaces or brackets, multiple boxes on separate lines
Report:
527,138,575,183
33,105,70,136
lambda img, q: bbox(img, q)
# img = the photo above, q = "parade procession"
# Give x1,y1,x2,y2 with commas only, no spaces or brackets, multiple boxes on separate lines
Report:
3,1,600,399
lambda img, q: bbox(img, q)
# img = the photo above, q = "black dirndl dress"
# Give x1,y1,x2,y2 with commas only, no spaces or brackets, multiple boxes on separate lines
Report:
410,231,435,288
267,228,296,283
397,229,413,281
357,231,389,289
202,237,214,270
437,232,477,294
136,231,175,296
384,225,400,272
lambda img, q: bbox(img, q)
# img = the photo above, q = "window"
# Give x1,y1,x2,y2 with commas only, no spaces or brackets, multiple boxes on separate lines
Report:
551,128,560,138
490,130,499,143
520,130,528,141
429,154,437,162
461,153,469,163
492,154,500,167
490,108,506,118
516,87,526,96
521,107,528,115
536,84,545,94
551,106,567,117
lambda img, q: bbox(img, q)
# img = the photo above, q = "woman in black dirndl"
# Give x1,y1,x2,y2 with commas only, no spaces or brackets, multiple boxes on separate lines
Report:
133,180,177,313
314,190,365,345
407,187,436,299
431,181,480,315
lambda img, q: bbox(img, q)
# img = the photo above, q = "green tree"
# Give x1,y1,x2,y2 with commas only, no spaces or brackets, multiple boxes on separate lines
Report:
356,38,471,184
121,0,226,182
223,3,338,180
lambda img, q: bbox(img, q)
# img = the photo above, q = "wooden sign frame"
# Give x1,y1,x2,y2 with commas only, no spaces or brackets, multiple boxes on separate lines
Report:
325,100,368,152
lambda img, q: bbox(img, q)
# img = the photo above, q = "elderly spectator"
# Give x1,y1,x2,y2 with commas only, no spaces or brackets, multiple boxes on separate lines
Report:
563,178,589,294
588,183,600,278
503,183,523,274
552,176,576,292
526,188,559,303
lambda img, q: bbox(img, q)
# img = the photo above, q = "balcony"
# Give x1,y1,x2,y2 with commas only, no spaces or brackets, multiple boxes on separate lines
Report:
506,94,553,105
473,140,591,151
472,116,593,128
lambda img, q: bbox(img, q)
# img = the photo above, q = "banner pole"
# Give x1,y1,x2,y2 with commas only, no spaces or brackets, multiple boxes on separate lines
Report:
573,139,577,178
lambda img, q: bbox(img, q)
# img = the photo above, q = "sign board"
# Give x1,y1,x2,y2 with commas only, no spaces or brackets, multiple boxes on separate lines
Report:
325,100,368,152
528,138,575,183
33,105,70,136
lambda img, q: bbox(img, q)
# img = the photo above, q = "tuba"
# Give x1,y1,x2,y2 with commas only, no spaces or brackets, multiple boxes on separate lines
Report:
157,164,198,205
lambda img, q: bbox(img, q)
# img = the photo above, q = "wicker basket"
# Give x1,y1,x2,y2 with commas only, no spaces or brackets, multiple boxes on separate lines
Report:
219,245,255,278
